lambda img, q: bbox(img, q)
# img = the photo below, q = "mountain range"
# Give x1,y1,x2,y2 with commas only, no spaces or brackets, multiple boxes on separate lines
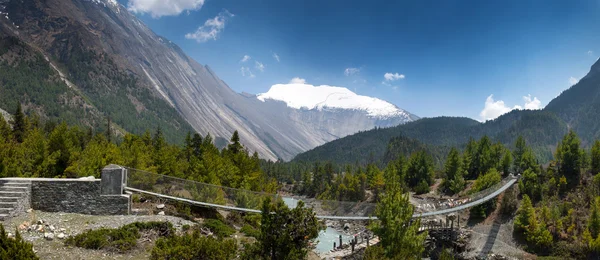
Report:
0,0,416,161
294,57,600,166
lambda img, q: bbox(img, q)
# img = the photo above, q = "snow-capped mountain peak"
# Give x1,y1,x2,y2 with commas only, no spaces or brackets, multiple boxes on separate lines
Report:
257,80,411,118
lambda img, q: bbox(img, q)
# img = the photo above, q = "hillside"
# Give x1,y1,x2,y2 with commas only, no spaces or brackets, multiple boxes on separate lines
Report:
546,57,600,145
293,110,568,166
0,0,194,143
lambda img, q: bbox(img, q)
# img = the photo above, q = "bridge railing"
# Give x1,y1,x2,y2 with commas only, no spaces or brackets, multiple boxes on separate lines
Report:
125,167,277,211
122,166,517,220
413,176,517,214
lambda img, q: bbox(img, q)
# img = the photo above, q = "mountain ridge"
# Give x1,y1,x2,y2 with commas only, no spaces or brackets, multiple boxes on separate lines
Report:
0,0,417,160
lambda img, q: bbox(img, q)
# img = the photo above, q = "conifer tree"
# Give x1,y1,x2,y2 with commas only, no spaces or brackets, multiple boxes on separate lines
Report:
513,136,527,174
105,116,112,143
592,140,600,175
590,198,600,239
514,195,534,234
443,148,464,194
368,169,426,259
12,103,25,143
227,130,243,155
556,130,582,186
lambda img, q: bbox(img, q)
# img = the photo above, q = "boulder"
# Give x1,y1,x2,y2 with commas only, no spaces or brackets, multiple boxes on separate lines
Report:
343,223,351,231
44,232,54,240
156,204,165,209
57,233,65,239
158,211,165,215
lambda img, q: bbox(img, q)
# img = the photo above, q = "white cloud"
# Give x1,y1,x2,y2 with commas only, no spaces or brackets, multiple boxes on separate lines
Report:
289,77,306,84
588,50,594,56
523,94,542,110
272,52,280,62
381,81,391,87
127,0,205,18
240,55,251,63
344,68,360,76
255,61,265,72
479,94,543,121
569,76,579,85
240,67,255,78
185,10,234,43
480,95,514,121
384,72,405,81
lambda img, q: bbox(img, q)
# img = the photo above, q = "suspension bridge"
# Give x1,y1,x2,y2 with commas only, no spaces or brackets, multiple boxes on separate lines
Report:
122,166,519,220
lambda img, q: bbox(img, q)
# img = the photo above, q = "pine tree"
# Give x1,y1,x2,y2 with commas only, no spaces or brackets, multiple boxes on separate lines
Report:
12,103,25,143
227,130,243,155
250,198,321,259
514,194,535,234
369,173,427,259
590,198,600,239
513,136,527,174
105,116,112,143
592,140,600,175
443,148,465,194
0,114,11,140
501,150,513,176
191,133,203,157
472,136,493,179
406,150,434,189
556,130,582,186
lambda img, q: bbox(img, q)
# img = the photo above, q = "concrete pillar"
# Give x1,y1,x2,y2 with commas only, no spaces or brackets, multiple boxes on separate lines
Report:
101,164,126,195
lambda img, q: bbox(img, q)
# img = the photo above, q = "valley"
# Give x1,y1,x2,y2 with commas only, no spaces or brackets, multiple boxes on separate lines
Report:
0,0,600,259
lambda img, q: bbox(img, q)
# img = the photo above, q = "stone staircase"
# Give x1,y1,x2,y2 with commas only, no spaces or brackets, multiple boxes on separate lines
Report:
0,180,31,221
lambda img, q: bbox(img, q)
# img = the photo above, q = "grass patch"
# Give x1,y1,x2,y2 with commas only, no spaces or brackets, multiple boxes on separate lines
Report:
65,221,174,253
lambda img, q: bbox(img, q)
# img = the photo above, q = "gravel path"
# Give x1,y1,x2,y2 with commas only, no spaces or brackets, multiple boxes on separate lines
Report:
1,211,195,260
463,219,534,260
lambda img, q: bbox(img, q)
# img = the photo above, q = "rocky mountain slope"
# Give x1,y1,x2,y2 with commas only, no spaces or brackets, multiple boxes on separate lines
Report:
0,0,416,160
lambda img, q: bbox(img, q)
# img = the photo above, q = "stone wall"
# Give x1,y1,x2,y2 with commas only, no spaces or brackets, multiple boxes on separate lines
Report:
30,179,130,215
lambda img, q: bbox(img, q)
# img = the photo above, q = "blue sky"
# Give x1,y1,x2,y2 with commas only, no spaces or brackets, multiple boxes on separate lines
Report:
122,0,600,121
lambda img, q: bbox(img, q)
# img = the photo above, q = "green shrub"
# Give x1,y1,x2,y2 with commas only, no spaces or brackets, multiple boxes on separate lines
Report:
0,224,39,260
414,180,430,195
131,194,142,203
65,221,174,252
203,219,235,238
240,224,260,238
151,230,237,260
182,224,191,231
243,214,261,228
